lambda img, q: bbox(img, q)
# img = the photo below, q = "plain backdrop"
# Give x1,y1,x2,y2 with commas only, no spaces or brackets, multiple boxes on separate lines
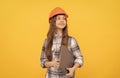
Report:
0,0,120,78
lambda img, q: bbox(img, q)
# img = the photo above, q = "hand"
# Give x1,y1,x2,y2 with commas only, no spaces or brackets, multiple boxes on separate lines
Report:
44,59,60,69
66,67,75,77
51,60,60,69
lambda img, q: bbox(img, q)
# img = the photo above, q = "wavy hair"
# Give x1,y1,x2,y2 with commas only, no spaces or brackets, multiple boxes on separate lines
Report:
45,15,69,61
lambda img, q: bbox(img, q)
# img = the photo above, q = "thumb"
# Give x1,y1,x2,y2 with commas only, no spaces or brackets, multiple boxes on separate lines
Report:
66,68,70,70
55,58,60,62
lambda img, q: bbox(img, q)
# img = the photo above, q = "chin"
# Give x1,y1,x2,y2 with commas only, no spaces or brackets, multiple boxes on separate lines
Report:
58,26,66,29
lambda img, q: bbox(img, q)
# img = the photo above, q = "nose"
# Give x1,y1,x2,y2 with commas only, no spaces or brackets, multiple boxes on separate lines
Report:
60,19,64,22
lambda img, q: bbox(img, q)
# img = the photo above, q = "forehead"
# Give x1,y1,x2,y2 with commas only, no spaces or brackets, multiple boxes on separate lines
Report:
56,15,65,17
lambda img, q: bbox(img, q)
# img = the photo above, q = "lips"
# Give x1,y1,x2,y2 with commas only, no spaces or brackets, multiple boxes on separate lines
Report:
58,23,65,26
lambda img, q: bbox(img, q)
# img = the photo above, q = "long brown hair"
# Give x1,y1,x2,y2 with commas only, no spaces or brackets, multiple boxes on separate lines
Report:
45,15,69,61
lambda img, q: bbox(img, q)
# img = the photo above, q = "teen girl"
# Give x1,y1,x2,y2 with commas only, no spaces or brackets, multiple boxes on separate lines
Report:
40,7,83,78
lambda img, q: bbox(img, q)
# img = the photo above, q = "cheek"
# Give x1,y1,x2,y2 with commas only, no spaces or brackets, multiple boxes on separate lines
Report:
55,20,60,25
63,21,67,26
64,21,67,24
55,21,58,26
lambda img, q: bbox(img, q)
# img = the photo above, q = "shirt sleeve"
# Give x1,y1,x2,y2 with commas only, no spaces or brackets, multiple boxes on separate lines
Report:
40,39,48,68
70,37,84,67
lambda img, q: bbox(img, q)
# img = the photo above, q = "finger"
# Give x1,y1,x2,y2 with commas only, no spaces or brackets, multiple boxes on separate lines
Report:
57,59,60,62
66,74,72,77
54,63,57,66
66,73,71,77
66,68,70,70
56,61,60,64
55,58,60,62
55,63,59,66
66,73,69,77
55,64,59,68
57,64,60,66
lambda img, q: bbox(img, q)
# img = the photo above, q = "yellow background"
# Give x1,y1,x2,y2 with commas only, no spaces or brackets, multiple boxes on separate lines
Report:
0,0,120,78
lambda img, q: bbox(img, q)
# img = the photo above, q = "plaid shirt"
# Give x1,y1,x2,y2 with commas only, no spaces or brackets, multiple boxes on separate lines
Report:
40,35,83,78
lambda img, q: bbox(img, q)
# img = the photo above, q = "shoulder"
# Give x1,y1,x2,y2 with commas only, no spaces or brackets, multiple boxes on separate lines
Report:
68,35,78,46
43,38,47,43
42,38,47,46
68,35,77,42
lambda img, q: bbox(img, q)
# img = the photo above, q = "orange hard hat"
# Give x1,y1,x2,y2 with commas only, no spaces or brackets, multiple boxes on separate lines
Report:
49,7,68,21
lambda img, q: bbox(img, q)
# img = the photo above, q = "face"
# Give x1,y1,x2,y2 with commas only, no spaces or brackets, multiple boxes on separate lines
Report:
55,15,66,29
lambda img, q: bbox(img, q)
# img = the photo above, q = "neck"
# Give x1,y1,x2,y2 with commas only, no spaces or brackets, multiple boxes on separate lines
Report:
55,28,62,36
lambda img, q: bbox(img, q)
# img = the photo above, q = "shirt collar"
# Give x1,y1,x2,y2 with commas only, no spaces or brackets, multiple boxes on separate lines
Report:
54,33,62,38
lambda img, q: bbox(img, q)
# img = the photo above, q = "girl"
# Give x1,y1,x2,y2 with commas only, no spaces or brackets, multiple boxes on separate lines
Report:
40,7,83,78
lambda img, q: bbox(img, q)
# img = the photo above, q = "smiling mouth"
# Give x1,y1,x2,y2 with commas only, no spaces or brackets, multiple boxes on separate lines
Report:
59,23,65,26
